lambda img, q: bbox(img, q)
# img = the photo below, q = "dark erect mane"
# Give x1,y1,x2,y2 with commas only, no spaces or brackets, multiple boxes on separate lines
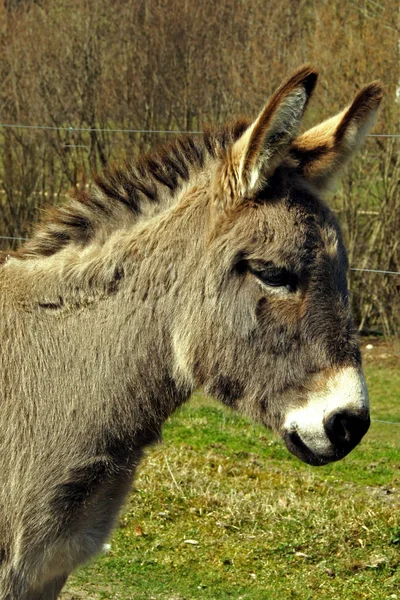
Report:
18,121,250,259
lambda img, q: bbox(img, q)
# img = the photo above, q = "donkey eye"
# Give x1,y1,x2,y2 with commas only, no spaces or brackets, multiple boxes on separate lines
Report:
248,261,294,290
255,268,290,287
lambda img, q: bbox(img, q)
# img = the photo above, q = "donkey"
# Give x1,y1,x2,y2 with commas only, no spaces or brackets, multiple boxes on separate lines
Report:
0,66,382,598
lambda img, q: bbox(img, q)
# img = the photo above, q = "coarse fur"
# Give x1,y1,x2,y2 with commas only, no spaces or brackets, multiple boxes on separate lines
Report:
0,66,382,598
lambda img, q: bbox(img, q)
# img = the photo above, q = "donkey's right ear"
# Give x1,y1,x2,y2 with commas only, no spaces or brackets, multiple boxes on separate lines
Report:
290,81,384,190
230,66,318,199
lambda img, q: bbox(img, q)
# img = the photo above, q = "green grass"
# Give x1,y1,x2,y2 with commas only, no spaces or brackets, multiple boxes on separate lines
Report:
62,357,400,600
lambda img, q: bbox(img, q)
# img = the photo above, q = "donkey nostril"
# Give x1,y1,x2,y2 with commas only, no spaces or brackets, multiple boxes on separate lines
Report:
328,413,349,442
324,410,370,449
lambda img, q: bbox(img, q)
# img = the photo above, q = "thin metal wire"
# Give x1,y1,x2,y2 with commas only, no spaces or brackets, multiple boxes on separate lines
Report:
350,268,400,276
367,134,400,138
0,123,203,134
0,122,397,137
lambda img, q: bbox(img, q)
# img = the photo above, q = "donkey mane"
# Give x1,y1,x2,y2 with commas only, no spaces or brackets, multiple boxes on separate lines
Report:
18,121,250,259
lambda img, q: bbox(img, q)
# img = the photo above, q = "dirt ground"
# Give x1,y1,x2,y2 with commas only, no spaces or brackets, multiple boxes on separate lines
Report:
361,336,400,368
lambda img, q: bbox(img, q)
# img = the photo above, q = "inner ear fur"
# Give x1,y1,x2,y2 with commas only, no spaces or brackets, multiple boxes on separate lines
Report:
230,65,318,198
290,81,384,190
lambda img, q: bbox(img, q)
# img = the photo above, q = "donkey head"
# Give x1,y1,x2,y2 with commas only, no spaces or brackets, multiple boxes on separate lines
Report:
175,67,382,465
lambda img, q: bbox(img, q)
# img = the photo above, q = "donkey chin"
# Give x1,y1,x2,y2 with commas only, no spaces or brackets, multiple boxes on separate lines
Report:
280,366,370,466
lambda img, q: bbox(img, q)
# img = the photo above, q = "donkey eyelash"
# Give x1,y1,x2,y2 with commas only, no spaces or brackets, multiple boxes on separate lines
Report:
247,261,297,291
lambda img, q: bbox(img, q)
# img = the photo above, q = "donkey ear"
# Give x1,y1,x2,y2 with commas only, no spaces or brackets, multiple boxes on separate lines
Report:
290,82,384,190
231,65,318,196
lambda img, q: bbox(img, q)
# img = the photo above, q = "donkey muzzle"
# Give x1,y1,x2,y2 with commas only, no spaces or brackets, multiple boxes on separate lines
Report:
281,367,370,466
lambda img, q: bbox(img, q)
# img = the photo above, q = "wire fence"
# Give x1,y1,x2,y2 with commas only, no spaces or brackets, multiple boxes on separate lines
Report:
0,122,399,277
0,122,203,135
0,121,398,138
0,121,398,276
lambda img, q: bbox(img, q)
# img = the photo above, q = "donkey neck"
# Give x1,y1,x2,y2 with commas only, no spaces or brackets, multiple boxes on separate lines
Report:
1,186,210,435
7,179,209,304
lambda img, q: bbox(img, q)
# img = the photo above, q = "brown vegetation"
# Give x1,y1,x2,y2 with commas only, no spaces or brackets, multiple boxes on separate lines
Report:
0,0,398,333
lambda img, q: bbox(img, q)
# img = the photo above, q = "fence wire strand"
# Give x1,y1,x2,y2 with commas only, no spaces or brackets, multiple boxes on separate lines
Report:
350,268,400,276
0,122,398,137
0,123,203,134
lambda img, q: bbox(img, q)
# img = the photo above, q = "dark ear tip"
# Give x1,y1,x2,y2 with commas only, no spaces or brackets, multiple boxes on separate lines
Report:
304,71,318,96
296,65,319,96
352,81,384,111
363,80,384,104
272,65,318,106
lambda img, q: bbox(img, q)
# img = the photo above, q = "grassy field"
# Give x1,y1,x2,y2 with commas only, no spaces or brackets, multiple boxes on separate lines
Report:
62,341,400,600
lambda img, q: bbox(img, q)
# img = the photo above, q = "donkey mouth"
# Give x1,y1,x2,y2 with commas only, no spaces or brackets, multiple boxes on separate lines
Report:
283,431,345,466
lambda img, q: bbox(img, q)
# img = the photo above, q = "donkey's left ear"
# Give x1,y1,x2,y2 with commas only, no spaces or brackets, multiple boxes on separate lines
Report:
290,81,384,190
231,66,318,197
